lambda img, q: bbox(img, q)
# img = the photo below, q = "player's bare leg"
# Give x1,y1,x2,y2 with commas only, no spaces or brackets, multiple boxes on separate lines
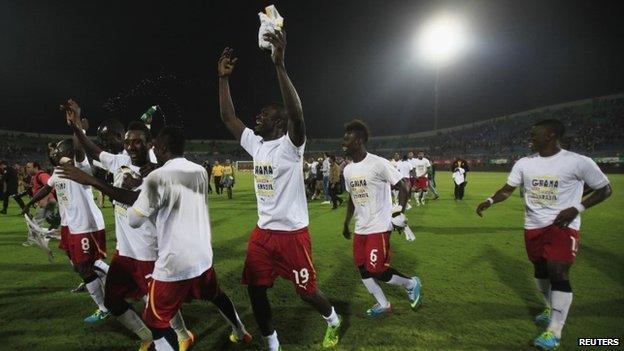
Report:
532,260,551,326
248,286,279,350
211,291,251,343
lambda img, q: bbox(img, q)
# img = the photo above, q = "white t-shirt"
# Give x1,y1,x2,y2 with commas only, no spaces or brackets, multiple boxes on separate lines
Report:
411,157,431,177
47,158,105,234
344,153,403,235
452,167,465,185
240,128,309,231
98,151,158,261
132,157,213,281
310,161,318,176
396,160,413,178
507,149,609,230
322,158,331,177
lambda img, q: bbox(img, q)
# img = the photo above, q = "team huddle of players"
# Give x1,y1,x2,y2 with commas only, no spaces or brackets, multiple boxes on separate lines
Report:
21,27,612,351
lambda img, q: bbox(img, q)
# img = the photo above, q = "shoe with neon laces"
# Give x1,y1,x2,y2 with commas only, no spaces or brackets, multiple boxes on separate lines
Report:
84,309,110,323
365,303,392,317
534,307,552,327
322,314,342,348
229,330,253,344
532,331,560,350
179,331,195,351
407,276,422,310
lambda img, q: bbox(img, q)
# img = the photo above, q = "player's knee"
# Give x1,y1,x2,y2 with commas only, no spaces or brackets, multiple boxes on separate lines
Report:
105,297,130,316
375,269,393,282
358,266,373,279
74,262,96,281
533,260,548,279
550,280,572,292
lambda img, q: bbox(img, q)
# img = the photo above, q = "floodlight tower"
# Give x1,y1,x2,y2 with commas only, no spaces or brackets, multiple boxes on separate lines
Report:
418,15,466,130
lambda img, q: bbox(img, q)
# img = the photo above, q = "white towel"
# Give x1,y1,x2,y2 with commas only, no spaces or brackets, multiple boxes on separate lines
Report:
258,5,284,53
24,214,59,262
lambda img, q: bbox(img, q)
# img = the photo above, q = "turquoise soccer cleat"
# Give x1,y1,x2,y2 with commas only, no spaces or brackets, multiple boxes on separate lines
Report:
84,309,110,323
407,276,423,310
532,331,560,350
534,307,552,327
366,303,392,317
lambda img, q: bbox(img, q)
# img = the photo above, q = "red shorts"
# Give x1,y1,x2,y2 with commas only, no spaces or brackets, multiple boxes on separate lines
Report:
415,177,428,190
105,251,155,303
67,230,107,265
143,268,220,329
353,232,391,274
242,226,318,295
524,225,580,264
58,226,70,253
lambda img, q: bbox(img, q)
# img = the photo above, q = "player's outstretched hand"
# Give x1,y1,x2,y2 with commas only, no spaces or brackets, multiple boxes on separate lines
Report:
476,201,491,217
218,47,238,77
60,99,82,128
263,30,286,65
57,164,92,186
342,223,351,239
553,207,579,227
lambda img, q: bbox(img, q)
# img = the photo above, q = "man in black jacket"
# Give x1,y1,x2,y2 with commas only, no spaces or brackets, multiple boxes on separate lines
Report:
1,160,26,214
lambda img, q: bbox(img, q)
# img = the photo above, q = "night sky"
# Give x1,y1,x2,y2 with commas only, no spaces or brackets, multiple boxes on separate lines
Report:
1,0,623,139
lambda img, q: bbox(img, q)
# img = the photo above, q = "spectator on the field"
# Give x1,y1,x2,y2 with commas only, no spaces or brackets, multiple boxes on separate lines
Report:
1,160,26,214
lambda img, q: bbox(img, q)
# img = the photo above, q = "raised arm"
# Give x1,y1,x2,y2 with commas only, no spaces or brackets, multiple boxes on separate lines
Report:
63,99,104,161
218,48,246,141
264,30,305,147
476,183,517,217
57,164,139,205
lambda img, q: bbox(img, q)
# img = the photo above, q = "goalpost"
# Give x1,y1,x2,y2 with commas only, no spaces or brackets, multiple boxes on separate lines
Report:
235,160,254,172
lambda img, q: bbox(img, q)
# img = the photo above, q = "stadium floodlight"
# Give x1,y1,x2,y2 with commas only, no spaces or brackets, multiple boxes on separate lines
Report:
417,14,466,65
415,14,468,130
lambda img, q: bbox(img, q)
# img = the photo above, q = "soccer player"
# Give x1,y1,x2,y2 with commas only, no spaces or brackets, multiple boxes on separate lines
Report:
341,119,422,317
411,151,431,206
221,158,235,199
61,103,196,350
426,155,440,200
396,155,414,209
23,135,110,323
218,30,342,350
476,119,612,350
212,160,223,195
127,126,251,350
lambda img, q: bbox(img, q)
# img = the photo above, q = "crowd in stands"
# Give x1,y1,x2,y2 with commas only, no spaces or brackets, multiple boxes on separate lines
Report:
2,96,622,168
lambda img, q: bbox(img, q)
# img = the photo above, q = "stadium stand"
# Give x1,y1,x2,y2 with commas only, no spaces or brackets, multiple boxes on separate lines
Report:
2,94,622,171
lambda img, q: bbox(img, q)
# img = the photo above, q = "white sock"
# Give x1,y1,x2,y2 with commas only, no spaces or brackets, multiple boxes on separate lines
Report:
117,309,152,341
361,278,390,308
153,337,175,351
322,306,340,327
387,275,415,290
85,278,108,312
535,278,551,309
264,330,280,351
94,259,109,273
170,311,190,340
548,291,572,339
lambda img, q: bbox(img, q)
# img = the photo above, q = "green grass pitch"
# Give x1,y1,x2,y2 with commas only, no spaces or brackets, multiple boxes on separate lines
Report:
0,171,622,350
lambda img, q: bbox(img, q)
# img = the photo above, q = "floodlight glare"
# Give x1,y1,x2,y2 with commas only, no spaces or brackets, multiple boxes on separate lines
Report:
418,15,466,65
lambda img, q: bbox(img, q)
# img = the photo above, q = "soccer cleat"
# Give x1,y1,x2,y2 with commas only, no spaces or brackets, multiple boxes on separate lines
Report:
532,331,560,350
84,309,110,323
229,331,253,344
138,339,153,351
322,314,342,348
534,307,552,327
407,276,423,310
179,331,195,351
366,303,392,317
71,282,87,293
